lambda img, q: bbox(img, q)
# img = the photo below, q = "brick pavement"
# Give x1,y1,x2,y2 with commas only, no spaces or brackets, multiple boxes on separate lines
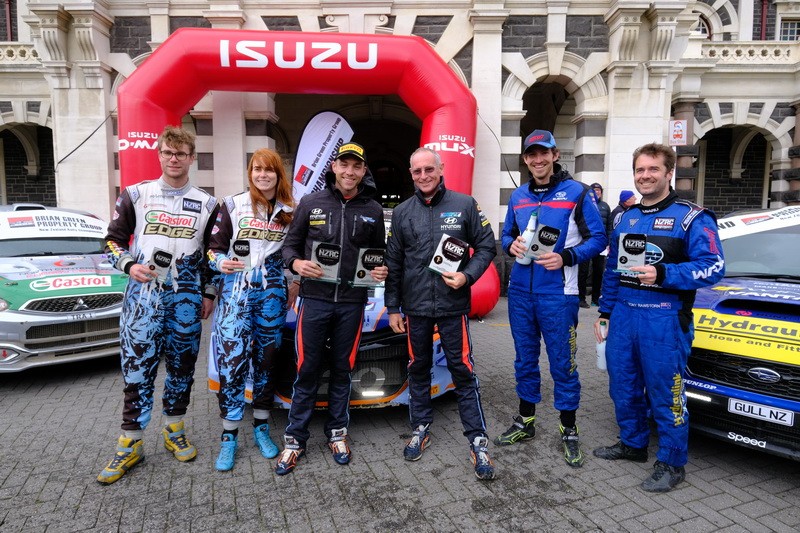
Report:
1,298,799,532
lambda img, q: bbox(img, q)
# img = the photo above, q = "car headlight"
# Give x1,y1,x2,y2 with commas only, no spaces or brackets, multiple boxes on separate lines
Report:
0,298,8,312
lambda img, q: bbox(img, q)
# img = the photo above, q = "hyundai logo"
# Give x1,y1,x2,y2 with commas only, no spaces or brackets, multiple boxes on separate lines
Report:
747,367,781,384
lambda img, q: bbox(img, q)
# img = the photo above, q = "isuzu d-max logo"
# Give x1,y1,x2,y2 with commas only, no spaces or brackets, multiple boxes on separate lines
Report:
747,367,781,383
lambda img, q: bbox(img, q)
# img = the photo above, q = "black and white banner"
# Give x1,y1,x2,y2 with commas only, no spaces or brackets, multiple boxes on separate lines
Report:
292,111,354,201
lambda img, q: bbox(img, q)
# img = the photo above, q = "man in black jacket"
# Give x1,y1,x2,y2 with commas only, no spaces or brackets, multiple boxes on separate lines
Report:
385,147,498,480
588,183,612,306
277,142,388,475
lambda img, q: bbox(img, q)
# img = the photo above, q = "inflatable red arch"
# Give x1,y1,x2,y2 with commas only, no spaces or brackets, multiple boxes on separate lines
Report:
117,28,499,316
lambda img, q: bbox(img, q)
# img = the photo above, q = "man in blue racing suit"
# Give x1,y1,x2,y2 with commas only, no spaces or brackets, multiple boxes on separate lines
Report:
593,142,725,493
497,129,607,468
98,126,219,484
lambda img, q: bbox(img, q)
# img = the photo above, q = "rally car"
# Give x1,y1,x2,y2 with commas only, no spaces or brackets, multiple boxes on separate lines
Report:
208,285,455,408
0,206,127,372
686,206,800,460
207,208,455,407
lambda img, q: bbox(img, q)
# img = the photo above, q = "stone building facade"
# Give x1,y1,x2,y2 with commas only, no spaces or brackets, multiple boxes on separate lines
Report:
1,0,799,230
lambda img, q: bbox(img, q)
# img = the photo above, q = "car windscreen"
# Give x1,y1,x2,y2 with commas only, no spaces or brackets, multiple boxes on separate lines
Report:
0,236,106,257
722,224,800,277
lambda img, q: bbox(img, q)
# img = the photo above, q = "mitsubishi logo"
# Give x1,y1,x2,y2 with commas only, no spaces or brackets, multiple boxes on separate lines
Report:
747,367,781,384
73,298,90,312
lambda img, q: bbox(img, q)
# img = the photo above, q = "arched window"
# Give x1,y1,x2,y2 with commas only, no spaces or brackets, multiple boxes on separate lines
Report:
696,14,713,40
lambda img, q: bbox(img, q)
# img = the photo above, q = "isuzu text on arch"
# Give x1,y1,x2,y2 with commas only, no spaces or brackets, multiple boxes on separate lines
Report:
219,40,378,70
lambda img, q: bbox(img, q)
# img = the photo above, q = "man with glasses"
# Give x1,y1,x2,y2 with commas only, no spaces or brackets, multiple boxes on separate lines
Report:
384,147,498,481
98,125,219,484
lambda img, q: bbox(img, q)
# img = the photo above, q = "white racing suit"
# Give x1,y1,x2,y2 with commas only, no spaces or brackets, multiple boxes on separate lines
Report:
105,178,218,431
207,193,292,422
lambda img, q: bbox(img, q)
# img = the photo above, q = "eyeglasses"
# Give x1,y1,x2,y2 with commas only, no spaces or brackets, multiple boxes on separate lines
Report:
159,150,191,161
411,166,437,176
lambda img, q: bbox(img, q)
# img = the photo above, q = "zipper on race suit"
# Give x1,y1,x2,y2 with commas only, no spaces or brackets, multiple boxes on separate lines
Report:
334,203,347,302
429,203,436,313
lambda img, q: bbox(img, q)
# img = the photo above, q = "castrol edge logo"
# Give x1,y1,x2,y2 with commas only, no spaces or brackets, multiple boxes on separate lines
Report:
238,216,272,230
219,40,378,70
145,211,196,227
31,275,112,292
144,211,198,239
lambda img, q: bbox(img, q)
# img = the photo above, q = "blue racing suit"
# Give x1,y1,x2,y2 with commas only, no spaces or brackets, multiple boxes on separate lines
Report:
105,178,218,431
501,167,607,412
599,190,725,466
207,193,292,422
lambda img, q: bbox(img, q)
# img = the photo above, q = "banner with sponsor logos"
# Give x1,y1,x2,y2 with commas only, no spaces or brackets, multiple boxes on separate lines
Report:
1,212,106,239
116,28,477,195
292,111,353,202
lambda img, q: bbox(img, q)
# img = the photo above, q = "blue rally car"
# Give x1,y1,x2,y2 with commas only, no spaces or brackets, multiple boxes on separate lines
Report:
686,206,800,460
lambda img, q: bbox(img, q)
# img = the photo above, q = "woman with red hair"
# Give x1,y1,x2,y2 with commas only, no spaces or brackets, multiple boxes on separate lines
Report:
207,148,297,471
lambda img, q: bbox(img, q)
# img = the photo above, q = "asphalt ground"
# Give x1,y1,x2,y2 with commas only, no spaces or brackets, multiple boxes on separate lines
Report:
1,297,799,532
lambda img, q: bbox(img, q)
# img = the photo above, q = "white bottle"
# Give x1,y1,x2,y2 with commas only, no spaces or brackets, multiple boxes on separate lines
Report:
596,319,608,371
515,211,538,265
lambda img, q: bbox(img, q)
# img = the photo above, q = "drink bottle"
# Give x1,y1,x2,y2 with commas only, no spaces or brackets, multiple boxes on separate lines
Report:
515,211,538,265
596,319,608,370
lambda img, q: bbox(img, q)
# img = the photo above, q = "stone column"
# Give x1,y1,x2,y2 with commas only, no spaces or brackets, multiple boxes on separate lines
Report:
469,3,508,236
147,1,170,46
204,2,249,199
672,100,699,201
573,115,608,187
26,4,117,219
784,100,800,205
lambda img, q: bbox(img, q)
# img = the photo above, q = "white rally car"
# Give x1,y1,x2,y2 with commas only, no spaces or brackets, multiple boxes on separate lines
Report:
0,206,127,372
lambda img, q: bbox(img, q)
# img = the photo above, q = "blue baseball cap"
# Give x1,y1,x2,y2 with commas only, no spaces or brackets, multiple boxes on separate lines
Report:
523,130,557,152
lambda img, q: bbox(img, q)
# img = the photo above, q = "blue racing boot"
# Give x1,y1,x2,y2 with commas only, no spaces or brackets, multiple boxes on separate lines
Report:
215,433,238,472
254,424,279,459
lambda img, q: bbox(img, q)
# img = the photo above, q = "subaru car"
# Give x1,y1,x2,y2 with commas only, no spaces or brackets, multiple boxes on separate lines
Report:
0,206,127,372
686,206,800,460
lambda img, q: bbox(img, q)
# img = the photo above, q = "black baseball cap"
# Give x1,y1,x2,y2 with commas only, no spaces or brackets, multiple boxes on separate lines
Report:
335,142,366,163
